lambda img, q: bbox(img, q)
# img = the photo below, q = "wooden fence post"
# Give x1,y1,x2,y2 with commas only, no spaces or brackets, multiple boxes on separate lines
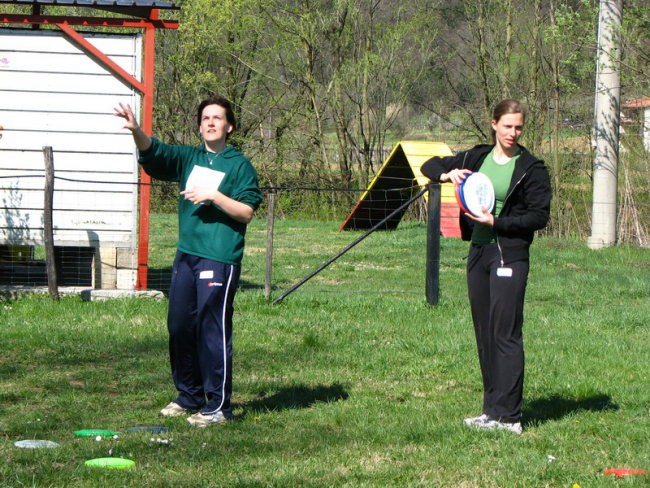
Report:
425,183,441,305
265,190,276,299
43,146,59,300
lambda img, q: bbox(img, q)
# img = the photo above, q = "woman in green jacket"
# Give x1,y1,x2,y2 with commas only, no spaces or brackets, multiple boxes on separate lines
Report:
115,96,263,427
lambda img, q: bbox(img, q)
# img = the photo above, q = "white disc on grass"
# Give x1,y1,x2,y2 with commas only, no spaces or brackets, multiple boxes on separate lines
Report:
15,440,60,449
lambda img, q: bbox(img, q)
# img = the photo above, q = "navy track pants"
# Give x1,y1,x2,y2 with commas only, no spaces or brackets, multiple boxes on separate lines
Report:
167,251,240,415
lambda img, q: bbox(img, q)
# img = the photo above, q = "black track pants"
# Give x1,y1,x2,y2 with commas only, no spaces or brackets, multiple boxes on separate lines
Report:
467,243,529,423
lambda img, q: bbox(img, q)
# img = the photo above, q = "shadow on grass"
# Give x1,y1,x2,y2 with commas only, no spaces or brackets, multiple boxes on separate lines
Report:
524,393,618,426
237,383,349,419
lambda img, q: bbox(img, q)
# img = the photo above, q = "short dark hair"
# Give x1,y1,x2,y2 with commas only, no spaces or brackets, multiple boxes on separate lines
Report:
490,99,526,143
196,95,237,136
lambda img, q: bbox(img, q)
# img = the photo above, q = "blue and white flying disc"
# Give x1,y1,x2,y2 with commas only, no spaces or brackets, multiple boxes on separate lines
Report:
457,172,495,217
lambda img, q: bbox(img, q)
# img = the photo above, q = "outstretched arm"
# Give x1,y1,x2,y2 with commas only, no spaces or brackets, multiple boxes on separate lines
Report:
114,103,152,152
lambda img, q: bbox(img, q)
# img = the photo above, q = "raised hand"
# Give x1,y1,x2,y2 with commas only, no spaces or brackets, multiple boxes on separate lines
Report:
114,102,152,151
114,102,140,132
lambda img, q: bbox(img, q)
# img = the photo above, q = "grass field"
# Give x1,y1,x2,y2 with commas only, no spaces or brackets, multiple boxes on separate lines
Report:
1,217,649,487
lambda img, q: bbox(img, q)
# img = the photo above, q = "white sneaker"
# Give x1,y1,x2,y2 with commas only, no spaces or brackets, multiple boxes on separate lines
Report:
463,414,490,427
186,411,229,428
465,416,523,435
160,401,191,417
492,420,523,435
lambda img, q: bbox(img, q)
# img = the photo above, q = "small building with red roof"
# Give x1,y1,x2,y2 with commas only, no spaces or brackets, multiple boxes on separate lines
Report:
622,97,650,151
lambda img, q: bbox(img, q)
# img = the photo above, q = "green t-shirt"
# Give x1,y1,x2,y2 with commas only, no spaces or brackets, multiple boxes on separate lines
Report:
139,138,263,265
471,149,519,244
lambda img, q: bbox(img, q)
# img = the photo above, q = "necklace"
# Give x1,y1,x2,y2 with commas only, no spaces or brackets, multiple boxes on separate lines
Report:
206,151,218,166
205,144,227,165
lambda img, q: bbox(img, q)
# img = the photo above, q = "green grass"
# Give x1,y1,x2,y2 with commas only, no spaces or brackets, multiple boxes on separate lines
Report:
1,218,649,487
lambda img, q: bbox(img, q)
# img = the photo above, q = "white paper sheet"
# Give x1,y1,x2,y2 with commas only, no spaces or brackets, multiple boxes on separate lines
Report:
185,165,226,191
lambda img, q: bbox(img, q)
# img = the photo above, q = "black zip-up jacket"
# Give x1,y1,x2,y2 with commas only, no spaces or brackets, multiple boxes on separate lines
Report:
421,144,551,263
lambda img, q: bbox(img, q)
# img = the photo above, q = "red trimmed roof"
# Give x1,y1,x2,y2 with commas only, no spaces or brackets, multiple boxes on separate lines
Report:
0,0,178,8
623,97,650,108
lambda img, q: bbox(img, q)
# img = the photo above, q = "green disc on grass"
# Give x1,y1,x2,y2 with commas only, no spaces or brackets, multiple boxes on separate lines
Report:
85,457,135,469
73,429,119,437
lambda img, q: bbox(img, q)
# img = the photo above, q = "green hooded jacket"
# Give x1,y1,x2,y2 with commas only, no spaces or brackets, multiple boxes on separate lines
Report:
139,138,263,265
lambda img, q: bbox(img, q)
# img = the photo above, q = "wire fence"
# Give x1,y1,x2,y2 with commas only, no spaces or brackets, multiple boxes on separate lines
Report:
1,171,649,298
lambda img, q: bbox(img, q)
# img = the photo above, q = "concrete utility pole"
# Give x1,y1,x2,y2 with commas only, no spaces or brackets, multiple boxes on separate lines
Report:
589,0,623,249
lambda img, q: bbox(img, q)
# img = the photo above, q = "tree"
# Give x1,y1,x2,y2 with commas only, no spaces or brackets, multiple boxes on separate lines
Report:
262,0,440,188
154,0,273,146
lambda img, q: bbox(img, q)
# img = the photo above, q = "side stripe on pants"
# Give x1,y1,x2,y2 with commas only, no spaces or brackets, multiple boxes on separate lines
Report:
167,251,240,414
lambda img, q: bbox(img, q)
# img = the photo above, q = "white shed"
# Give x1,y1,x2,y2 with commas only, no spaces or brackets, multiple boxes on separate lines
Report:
0,28,141,288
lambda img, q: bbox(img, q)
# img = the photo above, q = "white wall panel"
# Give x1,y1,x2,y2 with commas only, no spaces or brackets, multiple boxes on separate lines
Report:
0,208,133,230
2,71,132,94
1,30,140,57
0,28,142,252
0,187,136,211
1,110,128,133
0,174,138,192
3,131,137,153
0,91,134,113
1,50,137,75
0,228,134,247
0,150,137,173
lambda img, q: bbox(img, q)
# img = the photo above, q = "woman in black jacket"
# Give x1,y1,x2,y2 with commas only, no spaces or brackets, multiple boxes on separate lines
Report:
421,99,551,434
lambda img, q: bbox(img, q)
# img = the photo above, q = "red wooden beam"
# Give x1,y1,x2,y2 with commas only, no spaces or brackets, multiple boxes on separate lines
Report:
135,13,158,290
1,13,178,29
57,22,146,93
